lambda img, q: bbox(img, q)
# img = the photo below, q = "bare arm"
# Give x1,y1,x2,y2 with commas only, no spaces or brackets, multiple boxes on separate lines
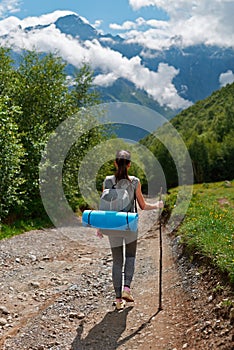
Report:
136,181,163,210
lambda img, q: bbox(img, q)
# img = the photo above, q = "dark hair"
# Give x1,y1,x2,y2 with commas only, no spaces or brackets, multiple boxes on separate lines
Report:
115,150,131,182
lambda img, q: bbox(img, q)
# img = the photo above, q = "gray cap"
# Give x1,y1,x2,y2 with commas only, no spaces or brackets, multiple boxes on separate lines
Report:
116,150,131,160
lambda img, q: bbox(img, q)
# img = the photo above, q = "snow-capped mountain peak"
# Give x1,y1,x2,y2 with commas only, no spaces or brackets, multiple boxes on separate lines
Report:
0,11,234,113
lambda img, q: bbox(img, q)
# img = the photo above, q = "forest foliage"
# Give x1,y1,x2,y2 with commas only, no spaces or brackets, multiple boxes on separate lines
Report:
141,82,234,188
0,48,104,223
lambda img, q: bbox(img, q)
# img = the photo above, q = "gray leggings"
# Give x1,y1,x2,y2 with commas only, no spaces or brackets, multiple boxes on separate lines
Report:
108,232,138,298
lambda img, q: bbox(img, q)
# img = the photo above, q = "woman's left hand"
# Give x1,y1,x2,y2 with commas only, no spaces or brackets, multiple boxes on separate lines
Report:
96,229,103,239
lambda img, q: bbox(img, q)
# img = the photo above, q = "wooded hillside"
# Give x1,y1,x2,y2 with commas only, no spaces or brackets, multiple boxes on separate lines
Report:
142,82,234,187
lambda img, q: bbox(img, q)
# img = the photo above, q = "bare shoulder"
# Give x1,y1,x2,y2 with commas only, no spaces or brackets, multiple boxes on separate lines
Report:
105,175,115,181
129,175,140,183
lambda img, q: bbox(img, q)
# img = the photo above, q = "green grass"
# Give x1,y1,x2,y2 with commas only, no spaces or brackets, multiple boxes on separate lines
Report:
0,217,52,240
166,180,234,285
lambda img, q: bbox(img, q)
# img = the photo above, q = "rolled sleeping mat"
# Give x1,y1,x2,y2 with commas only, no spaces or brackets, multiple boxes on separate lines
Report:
82,210,138,232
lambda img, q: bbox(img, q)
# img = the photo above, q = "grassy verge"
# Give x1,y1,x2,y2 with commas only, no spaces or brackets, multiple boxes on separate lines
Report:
165,180,234,285
0,217,52,241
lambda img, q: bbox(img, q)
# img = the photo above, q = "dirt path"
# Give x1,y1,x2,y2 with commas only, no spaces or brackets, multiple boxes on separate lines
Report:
0,210,233,350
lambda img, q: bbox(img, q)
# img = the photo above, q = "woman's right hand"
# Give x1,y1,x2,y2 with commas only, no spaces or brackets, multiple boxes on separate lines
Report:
157,200,164,209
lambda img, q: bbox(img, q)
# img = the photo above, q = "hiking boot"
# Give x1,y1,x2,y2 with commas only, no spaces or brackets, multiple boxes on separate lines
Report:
115,299,126,311
122,290,134,302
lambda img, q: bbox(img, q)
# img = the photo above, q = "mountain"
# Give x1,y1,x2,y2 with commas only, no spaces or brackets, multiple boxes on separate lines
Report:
142,44,234,102
97,78,176,119
1,12,234,116
55,14,100,40
53,14,234,105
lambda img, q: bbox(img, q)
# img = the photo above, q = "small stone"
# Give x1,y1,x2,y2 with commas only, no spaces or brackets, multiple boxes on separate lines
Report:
182,344,188,349
0,317,7,326
77,312,85,319
208,295,213,302
28,254,37,262
15,258,21,263
224,180,232,187
42,256,50,261
69,284,79,291
17,293,28,301
186,326,194,334
0,306,10,315
65,266,72,271
30,281,40,288
229,308,234,323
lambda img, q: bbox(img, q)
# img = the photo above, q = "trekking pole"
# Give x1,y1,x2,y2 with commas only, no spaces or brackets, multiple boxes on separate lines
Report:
158,187,163,311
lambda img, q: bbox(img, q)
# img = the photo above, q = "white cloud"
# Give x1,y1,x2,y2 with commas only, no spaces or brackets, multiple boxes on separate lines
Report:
219,70,234,87
99,36,115,44
129,0,156,11
92,19,103,29
110,17,171,50
20,10,77,29
123,0,234,49
146,19,169,28
110,17,168,32
110,20,138,31
0,0,21,18
0,15,191,110
0,15,21,35
94,72,119,86
123,27,172,51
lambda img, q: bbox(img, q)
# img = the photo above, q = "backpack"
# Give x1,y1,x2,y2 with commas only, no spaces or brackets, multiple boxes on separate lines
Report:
99,176,138,213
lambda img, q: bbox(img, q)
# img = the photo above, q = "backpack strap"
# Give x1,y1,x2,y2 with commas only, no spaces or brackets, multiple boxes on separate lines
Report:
134,190,137,213
126,212,130,230
104,176,116,189
87,210,93,226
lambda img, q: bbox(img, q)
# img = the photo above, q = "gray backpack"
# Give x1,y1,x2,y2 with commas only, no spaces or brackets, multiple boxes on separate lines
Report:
99,176,138,213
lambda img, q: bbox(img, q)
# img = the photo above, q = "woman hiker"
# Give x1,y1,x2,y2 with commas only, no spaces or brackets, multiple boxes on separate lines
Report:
97,150,164,311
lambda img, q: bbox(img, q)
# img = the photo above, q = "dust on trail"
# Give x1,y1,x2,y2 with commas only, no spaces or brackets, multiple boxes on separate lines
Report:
0,209,233,350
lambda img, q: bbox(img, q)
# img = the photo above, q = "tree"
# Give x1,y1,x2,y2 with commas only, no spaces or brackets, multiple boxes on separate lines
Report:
188,138,209,183
147,138,178,189
8,51,75,215
0,97,24,220
222,131,234,179
70,63,100,108
0,48,18,96
0,50,105,219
